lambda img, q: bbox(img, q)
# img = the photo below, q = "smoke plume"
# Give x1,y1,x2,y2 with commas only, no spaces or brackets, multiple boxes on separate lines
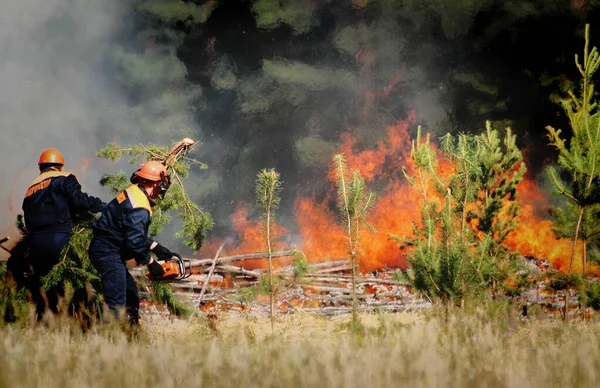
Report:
0,0,126,232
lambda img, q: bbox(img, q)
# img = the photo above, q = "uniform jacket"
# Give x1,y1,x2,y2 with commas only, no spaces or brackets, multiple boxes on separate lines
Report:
92,184,156,265
22,170,105,235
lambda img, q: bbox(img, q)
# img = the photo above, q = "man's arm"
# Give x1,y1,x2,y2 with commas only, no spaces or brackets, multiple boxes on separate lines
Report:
124,207,153,265
62,175,106,213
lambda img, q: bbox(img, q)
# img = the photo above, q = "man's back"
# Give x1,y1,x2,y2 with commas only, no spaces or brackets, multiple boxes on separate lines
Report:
22,171,104,235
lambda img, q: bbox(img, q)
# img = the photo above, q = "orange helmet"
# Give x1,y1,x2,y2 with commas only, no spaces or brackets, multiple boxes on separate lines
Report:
135,161,168,182
38,148,65,166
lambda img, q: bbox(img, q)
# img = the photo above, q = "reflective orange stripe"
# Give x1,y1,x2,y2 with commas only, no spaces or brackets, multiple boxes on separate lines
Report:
125,185,152,215
28,171,72,187
25,180,50,198
24,171,73,199
116,192,126,204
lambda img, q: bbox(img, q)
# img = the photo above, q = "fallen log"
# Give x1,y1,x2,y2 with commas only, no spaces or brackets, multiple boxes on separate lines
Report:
168,282,234,293
188,249,296,267
301,284,352,293
312,265,352,274
308,259,349,268
300,275,408,286
210,264,261,278
274,259,349,275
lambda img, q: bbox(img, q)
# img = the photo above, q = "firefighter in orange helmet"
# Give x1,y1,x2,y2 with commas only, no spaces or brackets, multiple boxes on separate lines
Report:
89,161,178,324
15,148,106,319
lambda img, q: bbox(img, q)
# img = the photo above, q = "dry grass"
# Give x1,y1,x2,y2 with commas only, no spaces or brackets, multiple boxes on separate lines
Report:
1,307,600,388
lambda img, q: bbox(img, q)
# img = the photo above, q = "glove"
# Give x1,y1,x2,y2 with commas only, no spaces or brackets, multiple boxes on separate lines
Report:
151,243,174,261
147,260,165,278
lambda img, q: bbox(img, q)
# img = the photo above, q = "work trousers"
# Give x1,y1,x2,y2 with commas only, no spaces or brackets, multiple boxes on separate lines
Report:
89,239,140,324
27,233,70,319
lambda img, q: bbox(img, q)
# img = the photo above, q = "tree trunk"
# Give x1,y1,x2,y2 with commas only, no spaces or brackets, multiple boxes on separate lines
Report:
568,205,585,274
583,238,587,275
564,287,570,322
351,252,358,327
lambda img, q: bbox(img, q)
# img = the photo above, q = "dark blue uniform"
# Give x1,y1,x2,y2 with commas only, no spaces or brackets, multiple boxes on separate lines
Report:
20,170,105,316
89,184,156,323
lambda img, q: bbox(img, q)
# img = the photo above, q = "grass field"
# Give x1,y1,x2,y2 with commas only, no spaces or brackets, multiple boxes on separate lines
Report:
1,306,600,388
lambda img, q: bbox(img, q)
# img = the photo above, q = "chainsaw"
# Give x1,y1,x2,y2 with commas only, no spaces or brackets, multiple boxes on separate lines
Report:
146,254,193,282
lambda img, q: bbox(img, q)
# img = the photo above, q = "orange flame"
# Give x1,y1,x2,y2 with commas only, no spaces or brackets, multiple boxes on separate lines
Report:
203,115,590,274
80,157,90,176
202,205,290,269
505,177,589,273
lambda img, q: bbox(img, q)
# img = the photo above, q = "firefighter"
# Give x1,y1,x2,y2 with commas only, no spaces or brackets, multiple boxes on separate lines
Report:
19,148,106,318
89,160,178,324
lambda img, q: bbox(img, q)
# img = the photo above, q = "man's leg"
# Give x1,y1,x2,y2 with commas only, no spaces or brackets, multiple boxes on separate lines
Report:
45,233,71,314
125,271,140,325
28,233,70,318
90,253,128,321
27,235,56,320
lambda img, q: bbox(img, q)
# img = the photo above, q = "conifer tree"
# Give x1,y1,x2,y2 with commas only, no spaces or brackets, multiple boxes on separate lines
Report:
399,123,525,303
256,168,282,331
400,127,475,302
442,122,526,246
333,153,376,327
233,170,308,316
546,24,600,275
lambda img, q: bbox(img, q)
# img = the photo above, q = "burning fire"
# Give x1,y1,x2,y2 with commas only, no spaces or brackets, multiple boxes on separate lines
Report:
505,178,586,273
202,117,591,274
202,205,290,270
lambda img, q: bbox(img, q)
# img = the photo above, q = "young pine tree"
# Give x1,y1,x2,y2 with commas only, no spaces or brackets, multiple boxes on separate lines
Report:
256,168,282,331
400,127,475,303
442,122,526,285
333,153,376,328
399,123,525,304
546,24,600,275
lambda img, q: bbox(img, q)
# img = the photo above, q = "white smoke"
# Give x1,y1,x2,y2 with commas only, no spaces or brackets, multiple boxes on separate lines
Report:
0,0,125,240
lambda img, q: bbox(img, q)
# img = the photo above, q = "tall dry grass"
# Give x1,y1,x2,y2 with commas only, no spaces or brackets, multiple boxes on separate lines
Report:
1,307,600,388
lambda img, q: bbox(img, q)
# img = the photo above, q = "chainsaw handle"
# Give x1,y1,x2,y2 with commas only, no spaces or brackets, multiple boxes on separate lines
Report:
144,253,191,282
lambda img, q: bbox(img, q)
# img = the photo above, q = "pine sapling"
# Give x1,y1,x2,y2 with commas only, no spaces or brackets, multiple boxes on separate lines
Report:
398,123,525,304
333,154,376,328
546,24,600,276
256,168,282,331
